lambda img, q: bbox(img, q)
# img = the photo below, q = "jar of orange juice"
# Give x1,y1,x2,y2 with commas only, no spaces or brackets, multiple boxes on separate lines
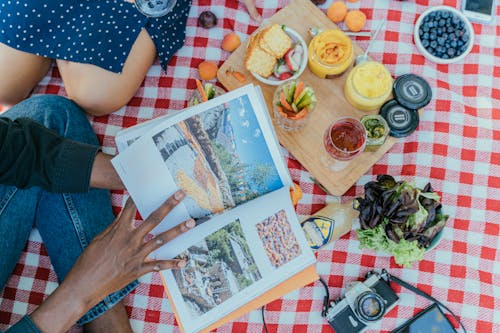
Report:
344,61,393,111
308,29,353,79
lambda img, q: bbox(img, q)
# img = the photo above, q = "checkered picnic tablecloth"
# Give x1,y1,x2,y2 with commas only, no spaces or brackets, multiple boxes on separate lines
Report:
1,0,499,332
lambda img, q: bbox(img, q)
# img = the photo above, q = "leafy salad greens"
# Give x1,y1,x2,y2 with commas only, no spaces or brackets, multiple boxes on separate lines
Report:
354,175,448,267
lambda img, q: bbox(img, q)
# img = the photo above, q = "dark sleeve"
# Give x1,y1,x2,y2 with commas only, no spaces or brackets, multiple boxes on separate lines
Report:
0,117,99,193
4,315,42,333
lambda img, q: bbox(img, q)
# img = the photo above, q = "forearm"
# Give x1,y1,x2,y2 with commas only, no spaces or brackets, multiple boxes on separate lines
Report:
29,279,94,333
90,152,124,190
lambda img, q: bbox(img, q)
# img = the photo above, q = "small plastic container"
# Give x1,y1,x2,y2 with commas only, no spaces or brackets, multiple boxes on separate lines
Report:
344,61,393,111
307,29,354,79
361,115,390,152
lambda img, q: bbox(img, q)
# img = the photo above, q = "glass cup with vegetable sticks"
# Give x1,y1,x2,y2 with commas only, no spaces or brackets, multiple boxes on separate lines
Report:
188,79,225,106
273,80,317,131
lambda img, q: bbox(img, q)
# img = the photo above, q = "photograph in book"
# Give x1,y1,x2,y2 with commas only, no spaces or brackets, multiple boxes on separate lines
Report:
152,94,283,220
256,210,301,268
172,220,262,318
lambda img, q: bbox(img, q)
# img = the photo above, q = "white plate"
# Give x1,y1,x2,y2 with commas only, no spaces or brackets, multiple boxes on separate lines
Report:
414,5,474,64
250,26,308,86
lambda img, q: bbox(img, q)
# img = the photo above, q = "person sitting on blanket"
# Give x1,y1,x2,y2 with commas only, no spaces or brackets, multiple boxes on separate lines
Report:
0,95,193,333
0,0,262,116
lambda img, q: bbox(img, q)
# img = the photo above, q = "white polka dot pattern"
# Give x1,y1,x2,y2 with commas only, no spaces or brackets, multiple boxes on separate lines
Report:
0,0,191,73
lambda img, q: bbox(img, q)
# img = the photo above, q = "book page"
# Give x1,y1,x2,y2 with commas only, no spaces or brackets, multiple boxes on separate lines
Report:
112,84,293,252
161,187,316,333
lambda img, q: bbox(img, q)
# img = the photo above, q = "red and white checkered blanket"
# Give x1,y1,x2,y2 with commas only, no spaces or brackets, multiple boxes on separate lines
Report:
1,0,499,332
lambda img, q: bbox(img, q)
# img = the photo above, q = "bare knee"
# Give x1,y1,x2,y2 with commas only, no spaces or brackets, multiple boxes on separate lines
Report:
66,85,133,117
0,84,31,107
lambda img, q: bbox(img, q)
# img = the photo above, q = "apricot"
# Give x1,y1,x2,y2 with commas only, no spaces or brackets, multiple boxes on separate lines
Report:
289,182,303,206
327,1,347,23
198,61,218,81
221,32,241,52
345,10,367,32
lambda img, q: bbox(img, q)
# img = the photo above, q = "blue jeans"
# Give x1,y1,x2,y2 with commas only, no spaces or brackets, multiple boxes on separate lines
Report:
0,95,138,327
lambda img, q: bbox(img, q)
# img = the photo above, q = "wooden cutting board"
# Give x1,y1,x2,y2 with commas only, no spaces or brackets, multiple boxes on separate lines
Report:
217,0,410,196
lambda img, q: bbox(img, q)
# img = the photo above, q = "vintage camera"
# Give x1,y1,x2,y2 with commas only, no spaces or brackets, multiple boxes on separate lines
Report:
326,270,399,333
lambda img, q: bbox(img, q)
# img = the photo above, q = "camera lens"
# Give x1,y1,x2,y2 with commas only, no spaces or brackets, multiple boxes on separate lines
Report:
355,291,385,322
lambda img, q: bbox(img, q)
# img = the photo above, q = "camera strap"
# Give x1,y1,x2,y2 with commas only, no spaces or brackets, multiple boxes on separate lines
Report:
386,272,467,333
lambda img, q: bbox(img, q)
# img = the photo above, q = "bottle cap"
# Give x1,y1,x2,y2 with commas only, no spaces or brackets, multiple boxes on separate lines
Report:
393,74,432,110
379,99,419,138
134,0,177,17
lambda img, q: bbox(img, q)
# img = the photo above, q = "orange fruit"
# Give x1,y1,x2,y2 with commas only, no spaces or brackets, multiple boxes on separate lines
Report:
345,10,367,32
221,32,241,52
198,61,218,80
289,182,303,206
327,1,348,23
347,0,359,2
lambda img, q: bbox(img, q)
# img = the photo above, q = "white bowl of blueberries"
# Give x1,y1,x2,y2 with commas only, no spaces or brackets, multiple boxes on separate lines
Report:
414,6,474,64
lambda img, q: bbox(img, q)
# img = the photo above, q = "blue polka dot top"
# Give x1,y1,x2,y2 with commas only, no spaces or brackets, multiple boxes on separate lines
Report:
0,0,192,73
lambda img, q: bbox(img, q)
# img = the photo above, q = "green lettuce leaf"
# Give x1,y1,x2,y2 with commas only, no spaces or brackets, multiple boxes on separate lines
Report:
357,225,425,267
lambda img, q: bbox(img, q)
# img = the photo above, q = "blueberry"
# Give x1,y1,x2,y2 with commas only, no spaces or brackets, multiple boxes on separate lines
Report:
462,33,469,42
422,39,430,48
442,54,449,59
436,51,443,58
439,19,445,27
428,20,434,28
445,41,450,48
430,33,437,40
423,32,429,40
442,33,448,40
437,37,445,45
447,26,455,33
447,48,456,57
423,25,430,33
437,28,443,35
457,40,464,47
450,40,457,48
442,11,449,18
452,15,460,25
430,40,438,49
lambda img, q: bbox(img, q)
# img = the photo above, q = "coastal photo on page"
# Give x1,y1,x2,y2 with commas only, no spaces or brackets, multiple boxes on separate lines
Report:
172,219,262,318
151,94,284,221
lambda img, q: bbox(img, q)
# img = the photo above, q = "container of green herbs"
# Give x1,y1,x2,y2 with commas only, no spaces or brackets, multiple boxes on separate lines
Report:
361,115,389,152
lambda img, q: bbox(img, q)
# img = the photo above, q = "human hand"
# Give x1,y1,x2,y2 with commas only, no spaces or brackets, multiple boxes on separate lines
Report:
90,152,124,190
30,191,193,333
241,0,262,22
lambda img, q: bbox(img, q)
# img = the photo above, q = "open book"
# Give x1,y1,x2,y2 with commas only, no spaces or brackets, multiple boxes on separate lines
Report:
112,84,317,333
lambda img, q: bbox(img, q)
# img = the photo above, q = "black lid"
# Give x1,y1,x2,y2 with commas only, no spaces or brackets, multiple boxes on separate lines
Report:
393,74,432,110
379,99,419,138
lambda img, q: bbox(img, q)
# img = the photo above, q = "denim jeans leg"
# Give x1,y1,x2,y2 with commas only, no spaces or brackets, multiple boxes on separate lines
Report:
2,95,138,324
0,186,40,289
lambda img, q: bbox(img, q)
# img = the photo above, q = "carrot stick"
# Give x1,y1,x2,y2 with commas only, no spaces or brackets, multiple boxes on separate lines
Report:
226,68,246,83
280,92,293,111
196,79,208,102
293,81,304,102
232,71,246,83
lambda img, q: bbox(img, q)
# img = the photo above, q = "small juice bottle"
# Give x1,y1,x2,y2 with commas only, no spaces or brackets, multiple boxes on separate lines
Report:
301,200,358,250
